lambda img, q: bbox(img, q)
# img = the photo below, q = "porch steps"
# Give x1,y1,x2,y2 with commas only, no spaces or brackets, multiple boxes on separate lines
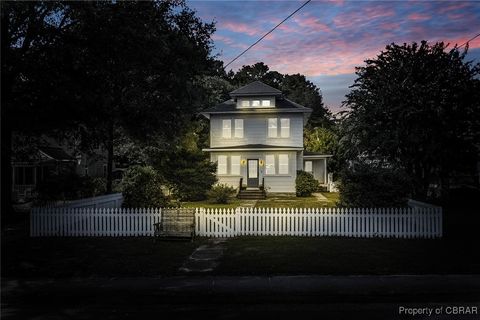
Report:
237,189,266,200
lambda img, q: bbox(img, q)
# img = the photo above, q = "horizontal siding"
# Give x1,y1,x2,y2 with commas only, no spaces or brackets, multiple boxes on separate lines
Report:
210,113,304,148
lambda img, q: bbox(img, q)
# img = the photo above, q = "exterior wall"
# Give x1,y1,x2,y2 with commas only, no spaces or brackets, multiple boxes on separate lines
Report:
210,151,298,193
304,158,327,184
210,113,304,148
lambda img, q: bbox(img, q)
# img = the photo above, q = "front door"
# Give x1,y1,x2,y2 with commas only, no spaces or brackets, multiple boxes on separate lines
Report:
247,159,259,187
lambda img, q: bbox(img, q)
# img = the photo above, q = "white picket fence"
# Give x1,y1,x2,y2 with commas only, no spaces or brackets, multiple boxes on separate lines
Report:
31,206,442,238
196,207,442,238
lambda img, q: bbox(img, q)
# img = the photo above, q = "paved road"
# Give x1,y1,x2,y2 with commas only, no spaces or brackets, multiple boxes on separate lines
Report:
2,275,480,319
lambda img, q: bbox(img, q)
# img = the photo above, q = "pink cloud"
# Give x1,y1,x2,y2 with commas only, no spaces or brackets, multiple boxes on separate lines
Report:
333,6,395,29
437,2,470,14
294,16,332,33
222,21,261,36
212,34,249,50
407,13,431,21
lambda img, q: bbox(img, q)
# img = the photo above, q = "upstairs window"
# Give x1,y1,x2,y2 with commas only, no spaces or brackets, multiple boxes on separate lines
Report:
217,155,227,174
234,119,244,138
241,100,250,107
265,155,275,175
268,118,277,137
222,119,231,138
252,100,260,107
262,100,271,107
279,154,289,174
280,118,290,138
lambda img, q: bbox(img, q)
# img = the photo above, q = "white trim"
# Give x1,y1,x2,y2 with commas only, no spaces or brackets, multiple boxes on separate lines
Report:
204,147,303,152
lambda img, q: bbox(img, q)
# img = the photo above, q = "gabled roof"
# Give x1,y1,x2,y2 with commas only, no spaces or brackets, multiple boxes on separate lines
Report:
229,81,282,97
201,97,311,115
39,147,76,161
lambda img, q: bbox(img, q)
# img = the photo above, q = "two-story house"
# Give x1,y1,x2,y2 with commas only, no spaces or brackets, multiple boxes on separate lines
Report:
201,81,331,196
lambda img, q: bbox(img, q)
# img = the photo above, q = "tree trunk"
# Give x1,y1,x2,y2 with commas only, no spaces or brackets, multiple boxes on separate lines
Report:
106,121,114,194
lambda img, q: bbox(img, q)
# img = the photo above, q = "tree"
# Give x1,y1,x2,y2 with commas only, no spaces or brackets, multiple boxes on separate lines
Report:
66,1,216,193
342,41,480,200
304,126,341,175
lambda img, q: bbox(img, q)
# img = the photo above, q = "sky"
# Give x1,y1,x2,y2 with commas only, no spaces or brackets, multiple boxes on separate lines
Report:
187,0,480,113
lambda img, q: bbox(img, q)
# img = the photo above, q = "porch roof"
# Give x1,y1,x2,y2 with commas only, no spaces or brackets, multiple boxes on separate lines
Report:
303,151,333,159
203,144,303,152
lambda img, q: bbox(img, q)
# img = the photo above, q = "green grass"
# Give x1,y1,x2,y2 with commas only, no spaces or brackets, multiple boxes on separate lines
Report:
181,192,340,208
215,236,480,276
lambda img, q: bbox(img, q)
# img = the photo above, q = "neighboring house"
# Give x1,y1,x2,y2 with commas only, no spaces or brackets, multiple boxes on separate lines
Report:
11,135,117,202
201,81,331,195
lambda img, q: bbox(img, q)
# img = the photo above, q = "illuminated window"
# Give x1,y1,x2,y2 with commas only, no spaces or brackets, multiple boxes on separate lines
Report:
241,100,249,107
305,161,313,173
268,118,277,137
280,118,290,137
218,155,227,174
265,155,275,175
222,119,231,138
231,155,240,175
279,154,289,174
234,119,244,138
252,100,260,107
262,100,271,107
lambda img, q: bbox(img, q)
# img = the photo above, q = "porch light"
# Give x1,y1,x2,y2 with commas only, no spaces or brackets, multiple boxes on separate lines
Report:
240,159,247,166
259,160,264,166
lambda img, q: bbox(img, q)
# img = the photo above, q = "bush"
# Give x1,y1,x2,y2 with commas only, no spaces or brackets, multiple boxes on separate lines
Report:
120,165,168,207
296,171,320,197
36,169,84,202
80,176,106,198
207,184,236,204
338,163,411,207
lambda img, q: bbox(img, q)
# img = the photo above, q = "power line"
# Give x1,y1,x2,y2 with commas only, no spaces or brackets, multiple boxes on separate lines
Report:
224,0,311,69
458,32,480,48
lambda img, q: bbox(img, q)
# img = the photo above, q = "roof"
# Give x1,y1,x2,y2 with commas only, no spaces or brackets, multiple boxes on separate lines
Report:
39,147,76,161
203,144,303,152
229,81,282,97
303,151,333,159
200,97,311,116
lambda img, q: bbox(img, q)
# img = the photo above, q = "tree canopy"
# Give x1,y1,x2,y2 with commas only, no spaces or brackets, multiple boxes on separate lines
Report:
341,41,480,199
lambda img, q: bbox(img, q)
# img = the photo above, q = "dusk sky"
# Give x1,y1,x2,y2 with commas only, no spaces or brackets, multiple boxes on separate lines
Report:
187,0,480,113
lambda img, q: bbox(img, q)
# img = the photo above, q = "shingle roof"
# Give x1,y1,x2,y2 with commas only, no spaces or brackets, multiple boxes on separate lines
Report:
201,97,311,114
39,147,76,161
203,144,303,151
229,81,282,97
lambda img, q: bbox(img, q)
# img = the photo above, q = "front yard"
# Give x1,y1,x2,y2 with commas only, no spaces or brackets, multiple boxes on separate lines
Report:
181,192,339,208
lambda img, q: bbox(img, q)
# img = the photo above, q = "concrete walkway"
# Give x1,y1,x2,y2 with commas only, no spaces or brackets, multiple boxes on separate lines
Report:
312,192,328,201
179,238,227,273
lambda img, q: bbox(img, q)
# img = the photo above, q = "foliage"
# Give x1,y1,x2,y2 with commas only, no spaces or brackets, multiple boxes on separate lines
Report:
120,165,168,208
295,171,320,197
342,41,480,199
207,184,236,204
338,163,411,207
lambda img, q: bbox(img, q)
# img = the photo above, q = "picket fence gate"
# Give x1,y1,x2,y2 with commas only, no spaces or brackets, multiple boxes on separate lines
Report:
30,206,442,239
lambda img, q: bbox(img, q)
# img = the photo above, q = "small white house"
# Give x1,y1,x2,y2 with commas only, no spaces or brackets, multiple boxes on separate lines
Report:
201,81,331,195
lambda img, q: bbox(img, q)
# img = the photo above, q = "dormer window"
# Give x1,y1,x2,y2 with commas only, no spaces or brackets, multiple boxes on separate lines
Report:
241,100,249,107
261,100,271,107
252,100,260,107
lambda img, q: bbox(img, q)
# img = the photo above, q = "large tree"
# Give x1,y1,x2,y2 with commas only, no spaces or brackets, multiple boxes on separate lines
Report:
342,41,480,199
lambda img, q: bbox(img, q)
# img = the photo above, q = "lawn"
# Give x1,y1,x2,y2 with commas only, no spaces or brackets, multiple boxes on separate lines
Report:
215,236,480,276
182,192,339,208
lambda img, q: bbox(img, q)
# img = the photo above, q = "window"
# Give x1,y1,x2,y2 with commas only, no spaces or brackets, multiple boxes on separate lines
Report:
231,155,240,175
234,119,244,138
280,118,290,138
268,118,277,137
241,100,249,107
218,155,227,174
222,119,231,138
279,154,289,174
261,100,271,107
252,100,260,107
305,161,313,173
265,155,275,175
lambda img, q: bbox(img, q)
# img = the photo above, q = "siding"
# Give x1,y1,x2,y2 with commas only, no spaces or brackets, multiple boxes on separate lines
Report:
211,151,298,193
311,159,326,184
210,113,304,148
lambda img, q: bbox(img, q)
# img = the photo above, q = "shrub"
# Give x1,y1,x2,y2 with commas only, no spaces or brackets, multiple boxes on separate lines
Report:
207,184,236,204
296,171,320,197
120,165,168,207
338,163,411,207
36,169,84,202
80,176,106,198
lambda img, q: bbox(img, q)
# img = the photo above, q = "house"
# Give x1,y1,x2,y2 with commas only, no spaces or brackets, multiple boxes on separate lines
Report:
201,81,331,196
